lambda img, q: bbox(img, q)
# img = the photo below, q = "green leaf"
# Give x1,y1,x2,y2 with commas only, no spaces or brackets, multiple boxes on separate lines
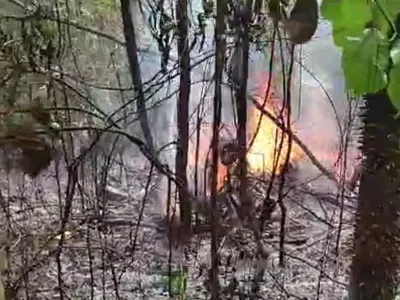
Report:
388,49,400,109
369,0,399,35
391,41,400,64
155,269,188,296
321,0,372,47
320,0,342,21
341,28,389,95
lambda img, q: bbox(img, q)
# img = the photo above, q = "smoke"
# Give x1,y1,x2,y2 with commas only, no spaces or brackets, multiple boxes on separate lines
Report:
125,3,360,215
289,18,361,189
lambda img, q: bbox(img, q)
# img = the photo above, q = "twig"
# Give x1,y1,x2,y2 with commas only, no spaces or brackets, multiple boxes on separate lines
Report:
250,96,346,190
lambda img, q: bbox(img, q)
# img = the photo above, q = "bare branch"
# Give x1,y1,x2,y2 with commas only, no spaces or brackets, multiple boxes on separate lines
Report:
250,96,346,190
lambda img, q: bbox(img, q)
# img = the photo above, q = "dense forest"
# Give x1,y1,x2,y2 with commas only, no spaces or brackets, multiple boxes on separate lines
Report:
0,0,400,299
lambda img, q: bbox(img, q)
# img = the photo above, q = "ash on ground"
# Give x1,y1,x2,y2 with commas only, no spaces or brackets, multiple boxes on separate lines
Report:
0,151,356,300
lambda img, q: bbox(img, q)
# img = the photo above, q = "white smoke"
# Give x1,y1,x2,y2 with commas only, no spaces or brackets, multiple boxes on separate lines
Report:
128,1,360,216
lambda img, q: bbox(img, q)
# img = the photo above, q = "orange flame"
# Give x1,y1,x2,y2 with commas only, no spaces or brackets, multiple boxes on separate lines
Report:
187,77,307,193
246,82,305,175
187,126,229,193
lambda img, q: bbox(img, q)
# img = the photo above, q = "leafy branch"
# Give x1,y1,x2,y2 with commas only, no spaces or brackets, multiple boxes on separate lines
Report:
321,0,400,108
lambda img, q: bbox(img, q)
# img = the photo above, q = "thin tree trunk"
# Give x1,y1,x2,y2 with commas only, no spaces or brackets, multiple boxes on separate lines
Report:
348,90,400,300
235,2,252,218
175,0,191,236
120,0,155,153
210,0,226,296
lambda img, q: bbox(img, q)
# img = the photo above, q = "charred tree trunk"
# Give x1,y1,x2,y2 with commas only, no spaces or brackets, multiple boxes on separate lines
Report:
175,0,191,236
349,90,400,300
120,0,155,153
209,0,226,297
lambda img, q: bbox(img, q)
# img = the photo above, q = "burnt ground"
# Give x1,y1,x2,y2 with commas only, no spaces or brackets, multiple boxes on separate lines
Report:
0,151,356,300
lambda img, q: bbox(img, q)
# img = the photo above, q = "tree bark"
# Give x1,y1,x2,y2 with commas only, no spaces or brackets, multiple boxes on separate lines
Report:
349,90,400,300
210,0,226,296
349,14,400,300
236,4,251,218
175,0,191,236
120,0,155,153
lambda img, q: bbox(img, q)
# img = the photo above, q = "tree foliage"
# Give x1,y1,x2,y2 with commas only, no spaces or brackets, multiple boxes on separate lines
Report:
0,5,62,177
321,0,400,108
0,0,123,177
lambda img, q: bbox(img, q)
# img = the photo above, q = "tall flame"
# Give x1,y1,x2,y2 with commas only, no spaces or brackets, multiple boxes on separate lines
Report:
247,84,304,175
187,77,307,194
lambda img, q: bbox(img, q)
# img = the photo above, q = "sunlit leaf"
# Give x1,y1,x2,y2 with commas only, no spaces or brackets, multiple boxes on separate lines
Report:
341,28,389,95
320,0,341,21
391,41,400,64
321,0,372,47
369,0,399,35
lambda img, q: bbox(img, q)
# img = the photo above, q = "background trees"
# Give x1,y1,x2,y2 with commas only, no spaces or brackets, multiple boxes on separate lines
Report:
0,0,400,299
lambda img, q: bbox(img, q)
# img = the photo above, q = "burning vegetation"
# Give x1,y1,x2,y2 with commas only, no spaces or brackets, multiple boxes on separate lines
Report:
206,83,306,191
246,94,304,176
160,77,361,246
183,75,363,209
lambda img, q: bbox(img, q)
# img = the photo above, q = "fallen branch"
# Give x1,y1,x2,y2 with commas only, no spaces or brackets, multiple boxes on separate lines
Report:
250,96,348,191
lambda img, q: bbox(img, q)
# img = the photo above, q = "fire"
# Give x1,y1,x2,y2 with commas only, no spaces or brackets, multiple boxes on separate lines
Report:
186,125,229,193
187,78,306,194
246,87,305,175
